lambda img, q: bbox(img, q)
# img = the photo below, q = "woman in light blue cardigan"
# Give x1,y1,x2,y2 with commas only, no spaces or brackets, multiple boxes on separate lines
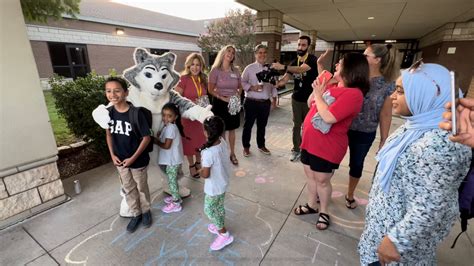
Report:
358,62,471,265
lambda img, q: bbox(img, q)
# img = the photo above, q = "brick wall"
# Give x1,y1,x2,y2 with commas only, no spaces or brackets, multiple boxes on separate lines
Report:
30,41,54,78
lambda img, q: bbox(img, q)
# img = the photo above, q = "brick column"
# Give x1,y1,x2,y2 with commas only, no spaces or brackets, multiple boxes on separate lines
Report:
255,10,283,62
300,30,318,54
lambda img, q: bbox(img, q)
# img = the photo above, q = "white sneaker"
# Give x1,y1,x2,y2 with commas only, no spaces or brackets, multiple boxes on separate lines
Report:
290,151,301,162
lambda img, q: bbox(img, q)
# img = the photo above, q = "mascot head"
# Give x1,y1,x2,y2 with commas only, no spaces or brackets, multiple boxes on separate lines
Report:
123,48,180,100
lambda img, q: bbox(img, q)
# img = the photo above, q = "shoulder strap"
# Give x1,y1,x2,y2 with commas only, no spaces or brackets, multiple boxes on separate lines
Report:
128,105,141,137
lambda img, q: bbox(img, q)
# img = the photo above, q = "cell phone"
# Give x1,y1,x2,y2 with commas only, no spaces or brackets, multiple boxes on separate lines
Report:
317,70,333,84
450,71,458,135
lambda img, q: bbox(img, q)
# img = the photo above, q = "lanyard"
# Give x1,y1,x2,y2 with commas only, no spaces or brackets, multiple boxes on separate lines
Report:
191,76,202,97
297,53,308,67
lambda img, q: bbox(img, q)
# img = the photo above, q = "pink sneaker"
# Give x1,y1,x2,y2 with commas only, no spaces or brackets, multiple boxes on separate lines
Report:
164,196,174,204
208,224,219,234
161,202,182,213
210,232,234,251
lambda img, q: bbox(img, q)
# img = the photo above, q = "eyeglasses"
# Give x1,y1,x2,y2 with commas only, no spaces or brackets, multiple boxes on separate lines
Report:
408,58,441,96
364,53,376,58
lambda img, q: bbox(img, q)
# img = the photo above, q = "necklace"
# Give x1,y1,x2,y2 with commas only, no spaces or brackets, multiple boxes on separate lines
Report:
191,75,202,97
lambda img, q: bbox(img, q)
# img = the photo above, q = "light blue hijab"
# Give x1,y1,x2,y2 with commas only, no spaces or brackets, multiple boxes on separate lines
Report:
375,63,451,193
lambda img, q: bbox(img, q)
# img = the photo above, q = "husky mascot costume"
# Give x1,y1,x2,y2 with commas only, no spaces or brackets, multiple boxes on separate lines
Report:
93,48,213,217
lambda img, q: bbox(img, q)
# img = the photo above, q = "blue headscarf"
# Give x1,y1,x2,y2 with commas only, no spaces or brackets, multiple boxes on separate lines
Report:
375,63,451,193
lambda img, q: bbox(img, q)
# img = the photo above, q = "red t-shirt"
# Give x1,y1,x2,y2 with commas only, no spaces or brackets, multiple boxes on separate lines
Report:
301,84,363,164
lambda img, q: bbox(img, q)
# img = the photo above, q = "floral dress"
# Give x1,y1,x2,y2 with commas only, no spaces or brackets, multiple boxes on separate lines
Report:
358,126,471,265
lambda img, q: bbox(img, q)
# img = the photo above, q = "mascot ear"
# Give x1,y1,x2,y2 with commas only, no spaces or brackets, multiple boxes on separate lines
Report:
134,48,149,64
162,52,177,65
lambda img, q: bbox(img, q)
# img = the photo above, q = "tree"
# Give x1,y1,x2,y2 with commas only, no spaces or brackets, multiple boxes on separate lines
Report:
198,9,255,69
21,0,80,23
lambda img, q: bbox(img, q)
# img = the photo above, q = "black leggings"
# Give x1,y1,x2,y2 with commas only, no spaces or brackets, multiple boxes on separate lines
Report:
348,130,376,178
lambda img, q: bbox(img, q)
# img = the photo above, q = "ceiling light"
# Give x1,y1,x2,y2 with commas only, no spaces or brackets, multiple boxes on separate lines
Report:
116,28,125,35
368,17,375,20
371,34,376,37
352,41,364,44
385,40,397,43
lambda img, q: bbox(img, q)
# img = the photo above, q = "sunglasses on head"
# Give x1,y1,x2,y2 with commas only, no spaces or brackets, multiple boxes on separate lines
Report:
408,58,441,96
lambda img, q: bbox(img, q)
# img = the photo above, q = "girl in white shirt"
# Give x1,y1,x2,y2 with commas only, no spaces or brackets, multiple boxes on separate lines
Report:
199,116,234,251
156,103,185,213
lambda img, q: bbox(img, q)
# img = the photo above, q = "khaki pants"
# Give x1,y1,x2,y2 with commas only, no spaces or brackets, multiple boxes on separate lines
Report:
117,165,151,217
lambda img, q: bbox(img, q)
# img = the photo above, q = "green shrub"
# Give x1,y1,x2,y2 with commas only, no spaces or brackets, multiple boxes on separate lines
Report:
49,72,108,154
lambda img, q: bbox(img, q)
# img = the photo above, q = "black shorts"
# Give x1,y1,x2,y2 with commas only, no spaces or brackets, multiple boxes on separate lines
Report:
300,149,339,173
211,97,240,130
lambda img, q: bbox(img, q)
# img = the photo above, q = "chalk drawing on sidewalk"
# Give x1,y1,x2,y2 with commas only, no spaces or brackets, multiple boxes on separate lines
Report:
64,193,274,265
306,233,341,265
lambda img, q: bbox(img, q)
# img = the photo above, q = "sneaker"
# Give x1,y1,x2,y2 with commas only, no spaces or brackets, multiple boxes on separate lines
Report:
161,202,182,213
164,196,174,204
290,151,301,162
208,224,219,234
126,215,142,233
210,232,234,251
243,147,250,157
142,211,152,228
258,147,271,155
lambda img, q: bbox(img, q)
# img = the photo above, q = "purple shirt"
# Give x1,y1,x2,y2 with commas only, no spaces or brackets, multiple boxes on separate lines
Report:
209,67,241,97
241,62,278,100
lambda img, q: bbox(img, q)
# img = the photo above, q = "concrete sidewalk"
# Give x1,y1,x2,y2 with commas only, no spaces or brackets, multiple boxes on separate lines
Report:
1,95,472,265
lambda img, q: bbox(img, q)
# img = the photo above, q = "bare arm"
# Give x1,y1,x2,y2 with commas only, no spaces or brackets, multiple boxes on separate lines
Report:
199,167,210,178
317,49,330,74
276,73,291,88
154,136,173,150
273,62,311,74
174,85,184,95
379,97,392,149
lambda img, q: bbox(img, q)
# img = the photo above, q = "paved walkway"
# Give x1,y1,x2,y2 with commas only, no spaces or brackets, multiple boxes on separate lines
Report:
1,95,472,265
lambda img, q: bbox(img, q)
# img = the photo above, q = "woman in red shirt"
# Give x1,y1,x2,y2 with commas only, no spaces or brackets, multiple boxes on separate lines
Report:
295,53,370,230
174,53,209,178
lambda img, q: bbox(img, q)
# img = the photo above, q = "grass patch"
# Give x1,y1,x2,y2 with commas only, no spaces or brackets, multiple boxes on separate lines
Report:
44,91,78,146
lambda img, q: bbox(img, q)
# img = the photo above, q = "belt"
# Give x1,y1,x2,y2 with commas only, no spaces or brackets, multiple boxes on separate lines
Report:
246,98,270,102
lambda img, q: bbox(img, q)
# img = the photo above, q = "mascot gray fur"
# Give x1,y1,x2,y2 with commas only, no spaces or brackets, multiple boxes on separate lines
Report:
92,48,213,217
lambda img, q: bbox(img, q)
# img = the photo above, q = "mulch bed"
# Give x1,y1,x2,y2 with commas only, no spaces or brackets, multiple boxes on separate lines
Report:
57,144,110,179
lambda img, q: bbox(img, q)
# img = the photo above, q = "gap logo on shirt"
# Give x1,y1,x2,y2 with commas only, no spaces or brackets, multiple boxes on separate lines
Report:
109,120,132,136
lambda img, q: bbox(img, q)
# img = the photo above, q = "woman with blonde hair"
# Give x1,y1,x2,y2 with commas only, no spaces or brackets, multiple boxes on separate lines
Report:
208,45,243,165
175,53,209,178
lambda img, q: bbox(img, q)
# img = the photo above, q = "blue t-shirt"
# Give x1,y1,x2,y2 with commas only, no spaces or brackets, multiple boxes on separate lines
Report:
350,76,395,132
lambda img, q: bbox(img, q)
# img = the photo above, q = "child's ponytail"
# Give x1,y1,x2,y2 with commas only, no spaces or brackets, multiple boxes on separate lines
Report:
198,116,225,152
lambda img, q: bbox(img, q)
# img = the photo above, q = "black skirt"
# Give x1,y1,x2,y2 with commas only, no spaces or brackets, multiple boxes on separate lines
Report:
211,97,240,130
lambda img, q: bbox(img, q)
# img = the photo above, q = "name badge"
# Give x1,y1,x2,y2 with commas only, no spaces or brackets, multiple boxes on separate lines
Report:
230,73,238,78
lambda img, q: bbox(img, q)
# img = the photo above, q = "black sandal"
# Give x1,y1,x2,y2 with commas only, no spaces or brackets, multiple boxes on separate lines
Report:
345,195,357,209
294,203,318,215
195,161,201,170
230,154,239,165
189,164,200,178
316,213,330,230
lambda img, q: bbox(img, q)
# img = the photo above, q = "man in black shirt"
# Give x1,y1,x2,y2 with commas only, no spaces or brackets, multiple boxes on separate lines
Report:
273,35,318,161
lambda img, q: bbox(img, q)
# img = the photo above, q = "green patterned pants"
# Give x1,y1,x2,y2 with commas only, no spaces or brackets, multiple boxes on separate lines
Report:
204,193,226,230
165,165,181,202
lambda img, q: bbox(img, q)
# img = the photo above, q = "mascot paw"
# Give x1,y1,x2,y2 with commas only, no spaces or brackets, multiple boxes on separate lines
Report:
183,105,214,123
92,104,111,129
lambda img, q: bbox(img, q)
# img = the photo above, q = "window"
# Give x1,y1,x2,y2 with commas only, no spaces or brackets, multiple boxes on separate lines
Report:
150,48,170,55
48,43,90,79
